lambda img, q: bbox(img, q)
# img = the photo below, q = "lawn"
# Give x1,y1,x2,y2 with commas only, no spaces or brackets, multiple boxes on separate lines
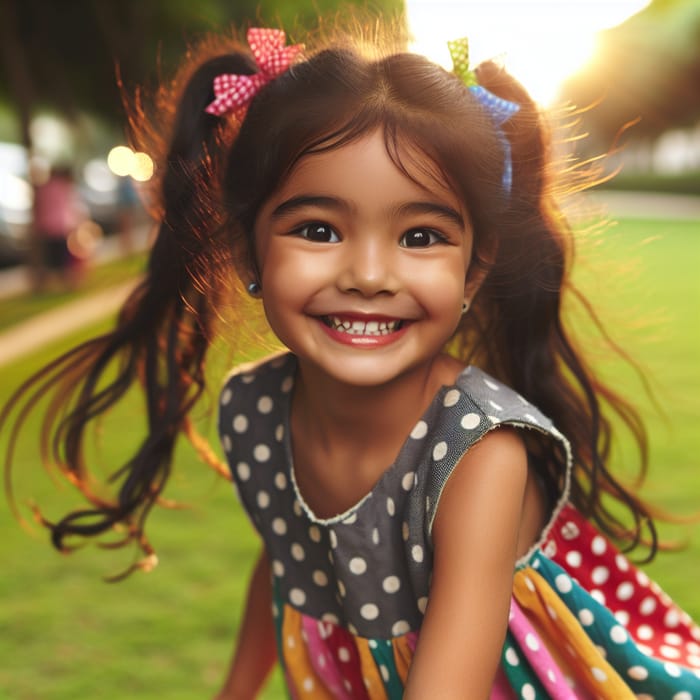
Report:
0,215,698,699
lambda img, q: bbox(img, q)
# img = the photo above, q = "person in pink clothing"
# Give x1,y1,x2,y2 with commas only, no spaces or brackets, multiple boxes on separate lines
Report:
31,165,88,290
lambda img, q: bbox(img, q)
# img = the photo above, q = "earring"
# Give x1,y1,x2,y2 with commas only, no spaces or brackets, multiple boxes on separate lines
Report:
247,281,261,297
461,300,470,314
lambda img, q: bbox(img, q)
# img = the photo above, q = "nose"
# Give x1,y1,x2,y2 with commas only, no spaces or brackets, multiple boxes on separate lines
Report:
337,236,399,297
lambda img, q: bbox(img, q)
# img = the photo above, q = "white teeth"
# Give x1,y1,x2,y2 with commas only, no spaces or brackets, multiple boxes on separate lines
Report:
326,316,400,336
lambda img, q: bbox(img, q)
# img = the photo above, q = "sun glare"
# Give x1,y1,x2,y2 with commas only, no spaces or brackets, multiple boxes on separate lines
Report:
406,0,651,106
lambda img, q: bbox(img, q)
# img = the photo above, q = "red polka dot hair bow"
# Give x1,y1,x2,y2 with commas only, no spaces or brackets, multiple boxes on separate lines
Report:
205,28,304,119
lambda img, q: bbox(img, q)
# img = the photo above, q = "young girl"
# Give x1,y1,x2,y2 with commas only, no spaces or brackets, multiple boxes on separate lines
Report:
3,24,699,699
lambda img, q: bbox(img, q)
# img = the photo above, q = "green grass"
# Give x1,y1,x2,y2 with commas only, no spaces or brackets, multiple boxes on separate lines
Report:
0,217,698,699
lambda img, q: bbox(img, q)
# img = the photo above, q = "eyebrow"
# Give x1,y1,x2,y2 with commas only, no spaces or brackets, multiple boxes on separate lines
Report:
270,195,465,229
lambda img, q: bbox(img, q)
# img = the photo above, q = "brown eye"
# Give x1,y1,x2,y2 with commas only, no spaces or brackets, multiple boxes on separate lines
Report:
297,223,340,243
400,229,444,248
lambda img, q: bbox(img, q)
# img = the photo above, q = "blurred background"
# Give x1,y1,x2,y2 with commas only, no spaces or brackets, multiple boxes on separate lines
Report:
0,1,698,698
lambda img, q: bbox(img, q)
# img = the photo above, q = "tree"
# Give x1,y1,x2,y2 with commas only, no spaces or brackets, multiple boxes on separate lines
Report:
0,0,403,150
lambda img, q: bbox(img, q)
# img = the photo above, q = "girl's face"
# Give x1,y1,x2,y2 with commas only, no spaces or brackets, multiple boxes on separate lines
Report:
251,129,483,389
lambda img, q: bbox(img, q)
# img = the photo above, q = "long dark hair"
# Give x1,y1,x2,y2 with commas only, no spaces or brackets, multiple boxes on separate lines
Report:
1,27,656,573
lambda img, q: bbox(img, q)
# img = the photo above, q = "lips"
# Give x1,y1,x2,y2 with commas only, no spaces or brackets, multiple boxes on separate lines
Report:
322,315,403,336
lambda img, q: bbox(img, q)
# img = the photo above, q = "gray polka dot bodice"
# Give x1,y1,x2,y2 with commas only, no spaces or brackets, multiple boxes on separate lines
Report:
218,352,566,639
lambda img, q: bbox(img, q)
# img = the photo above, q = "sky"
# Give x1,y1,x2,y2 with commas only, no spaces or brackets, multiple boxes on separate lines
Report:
405,0,651,105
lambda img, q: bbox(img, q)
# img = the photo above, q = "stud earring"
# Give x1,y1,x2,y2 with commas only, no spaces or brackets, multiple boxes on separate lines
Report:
247,281,261,297
461,300,470,314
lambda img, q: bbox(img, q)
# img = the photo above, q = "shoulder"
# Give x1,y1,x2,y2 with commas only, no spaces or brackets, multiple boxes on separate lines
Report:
219,351,295,409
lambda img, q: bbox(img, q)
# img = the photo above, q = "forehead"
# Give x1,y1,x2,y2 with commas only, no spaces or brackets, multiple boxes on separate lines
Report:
272,129,463,211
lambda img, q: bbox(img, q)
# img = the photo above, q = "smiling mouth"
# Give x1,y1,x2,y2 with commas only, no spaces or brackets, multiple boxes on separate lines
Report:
321,316,404,336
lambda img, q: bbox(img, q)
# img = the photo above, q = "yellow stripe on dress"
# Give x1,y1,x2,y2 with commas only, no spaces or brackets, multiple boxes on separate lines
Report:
513,568,636,699
281,606,329,699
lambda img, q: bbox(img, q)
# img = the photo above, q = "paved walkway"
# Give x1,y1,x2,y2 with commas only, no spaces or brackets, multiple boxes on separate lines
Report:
0,192,697,369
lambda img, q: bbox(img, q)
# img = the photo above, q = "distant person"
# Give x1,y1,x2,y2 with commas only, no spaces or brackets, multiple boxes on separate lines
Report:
31,165,88,291
4,23,700,699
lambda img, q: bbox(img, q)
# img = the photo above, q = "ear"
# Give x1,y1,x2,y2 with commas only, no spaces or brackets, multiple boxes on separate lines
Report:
463,237,497,304
231,230,259,289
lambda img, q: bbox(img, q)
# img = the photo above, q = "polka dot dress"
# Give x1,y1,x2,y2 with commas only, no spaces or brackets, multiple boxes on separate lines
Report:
219,352,700,699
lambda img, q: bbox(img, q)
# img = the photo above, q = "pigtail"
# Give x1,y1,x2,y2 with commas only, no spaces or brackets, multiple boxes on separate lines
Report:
1,46,256,574
468,61,656,557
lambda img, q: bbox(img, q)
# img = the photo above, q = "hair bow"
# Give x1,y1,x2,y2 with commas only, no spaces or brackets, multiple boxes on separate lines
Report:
206,28,304,119
447,37,520,195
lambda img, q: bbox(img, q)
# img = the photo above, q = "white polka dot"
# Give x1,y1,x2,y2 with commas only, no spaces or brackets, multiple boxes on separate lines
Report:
591,589,606,605
546,605,557,620
401,472,415,491
293,500,303,516
274,472,287,489
555,574,573,593
337,580,346,597
360,603,379,620
392,620,410,635
524,576,536,592
614,610,630,627
565,550,582,568
232,414,248,432
313,570,328,586
275,424,284,441
349,557,367,575
578,609,595,626
372,528,380,545
636,570,650,587
256,490,270,508
272,559,285,576
253,444,270,462
386,497,395,516
383,576,401,593
547,669,556,683
525,633,539,651
290,588,306,606
666,662,684,679
302,677,314,691
616,582,634,601
591,566,610,585
379,665,390,682
484,378,500,391
521,683,535,700
461,413,481,430
591,535,607,555
561,521,580,540
236,462,251,481
591,667,607,682
637,624,653,640
221,434,232,452
281,375,293,393
610,625,628,644
321,612,339,625
337,646,351,662
417,597,428,613
308,525,321,542
639,596,656,616
489,399,503,411
291,543,305,561
627,665,649,680
412,545,424,563
673,693,692,700
505,647,519,666
221,387,232,405
664,632,682,646
256,395,273,414
240,372,255,383
615,553,629,571
661,645,681,659
329,530,337,548
411,421,428,439
425,496,431,512
272,518,287,535
432,441,448,461
402,522,409,541
443,389,460,407
665,609,681,628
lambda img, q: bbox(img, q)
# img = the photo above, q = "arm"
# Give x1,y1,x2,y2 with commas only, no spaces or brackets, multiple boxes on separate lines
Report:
214,549,278,700
404,428,529,700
